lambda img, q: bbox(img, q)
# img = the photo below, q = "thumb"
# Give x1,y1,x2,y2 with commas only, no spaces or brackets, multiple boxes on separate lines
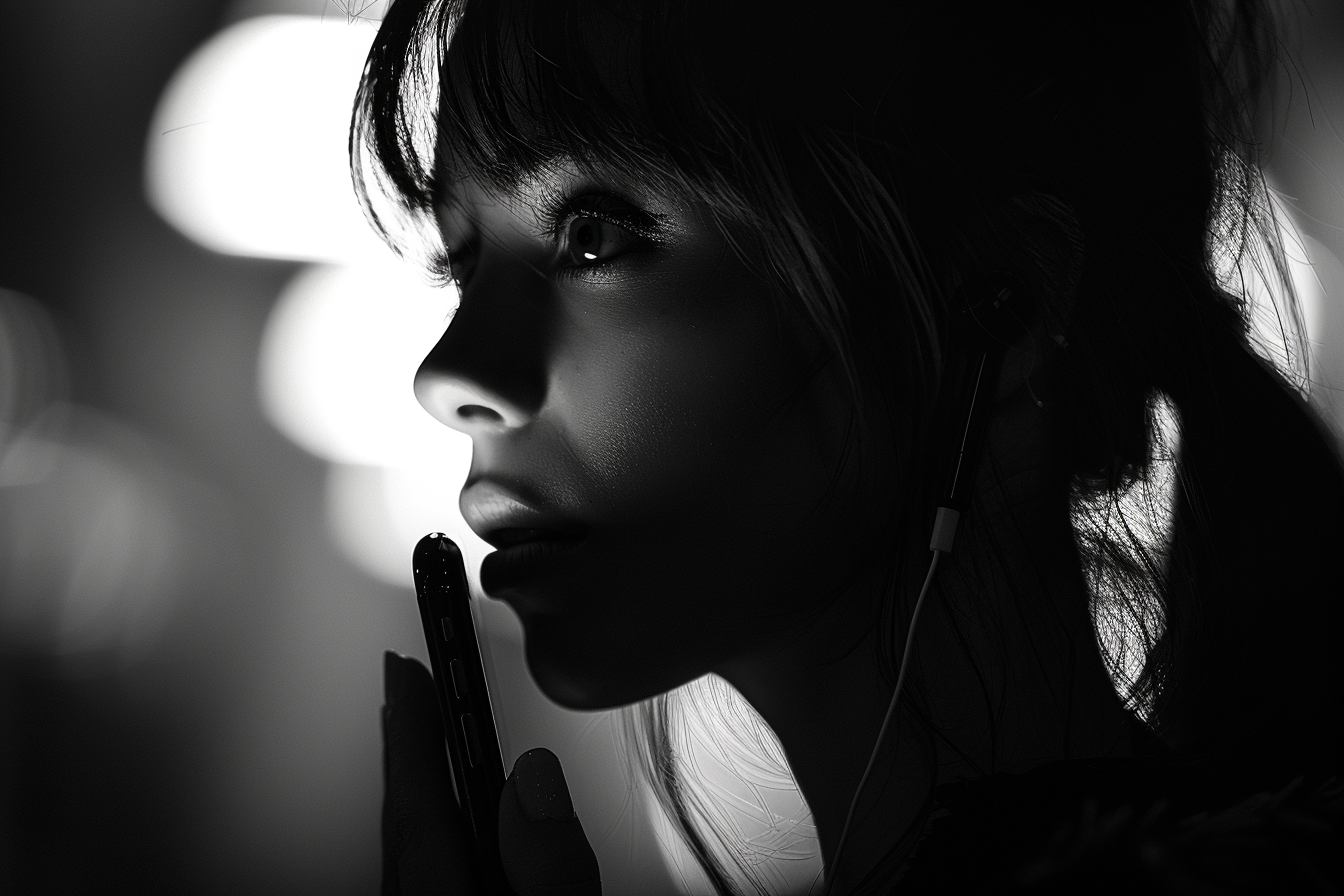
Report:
498,748,602,896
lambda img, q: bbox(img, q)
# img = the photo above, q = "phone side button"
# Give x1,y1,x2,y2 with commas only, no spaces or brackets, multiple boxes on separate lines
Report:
460,713,481,768
440,616,454,641
449,659,467,699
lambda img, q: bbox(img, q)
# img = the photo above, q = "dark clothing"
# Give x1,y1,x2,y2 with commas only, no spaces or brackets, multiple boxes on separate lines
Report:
894,757,1343,894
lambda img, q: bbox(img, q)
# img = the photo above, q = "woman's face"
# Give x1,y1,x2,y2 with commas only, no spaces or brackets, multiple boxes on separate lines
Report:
417,163,895,709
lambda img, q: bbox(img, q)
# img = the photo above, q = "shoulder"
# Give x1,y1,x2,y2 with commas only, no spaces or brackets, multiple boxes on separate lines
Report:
896,757,1344,894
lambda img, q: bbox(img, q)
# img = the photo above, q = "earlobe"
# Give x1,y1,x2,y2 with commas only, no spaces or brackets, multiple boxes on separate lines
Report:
989,310,1070,408
950,192,1083,406
952,192,1083,334
1020,331,1070,410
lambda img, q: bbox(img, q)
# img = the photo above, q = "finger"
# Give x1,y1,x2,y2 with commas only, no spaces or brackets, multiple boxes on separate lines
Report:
383,651,478,896
498,748,602,896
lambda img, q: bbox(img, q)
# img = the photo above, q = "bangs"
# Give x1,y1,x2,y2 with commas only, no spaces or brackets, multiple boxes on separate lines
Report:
437,2,680,196
352,0,730,250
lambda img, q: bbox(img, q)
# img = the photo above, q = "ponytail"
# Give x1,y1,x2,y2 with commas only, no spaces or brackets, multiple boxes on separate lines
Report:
1154,308,1344,775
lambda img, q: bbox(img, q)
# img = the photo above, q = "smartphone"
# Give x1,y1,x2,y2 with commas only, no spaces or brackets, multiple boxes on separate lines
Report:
413,532,513,894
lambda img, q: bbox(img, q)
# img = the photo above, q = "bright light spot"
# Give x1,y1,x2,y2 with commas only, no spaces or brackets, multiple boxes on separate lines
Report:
1211,189,1332,392
1295,234,1344,425
145,16,392,264
225,0,390,24
258,262,461,467
149,12,478,585
325,462,500,600
258,262,491,590
1284,230,1327,347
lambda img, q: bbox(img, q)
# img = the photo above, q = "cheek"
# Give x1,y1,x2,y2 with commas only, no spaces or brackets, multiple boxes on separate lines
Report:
553,286,840,528
518,290,886,706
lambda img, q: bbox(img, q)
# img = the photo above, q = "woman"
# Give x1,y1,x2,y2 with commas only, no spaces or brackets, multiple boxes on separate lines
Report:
356,1,1344,893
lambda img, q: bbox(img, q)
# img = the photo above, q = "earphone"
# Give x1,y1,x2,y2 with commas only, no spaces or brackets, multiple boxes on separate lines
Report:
820,272,1034,895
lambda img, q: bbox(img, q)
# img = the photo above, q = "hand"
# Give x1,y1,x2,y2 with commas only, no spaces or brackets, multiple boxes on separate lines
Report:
381,652,603,895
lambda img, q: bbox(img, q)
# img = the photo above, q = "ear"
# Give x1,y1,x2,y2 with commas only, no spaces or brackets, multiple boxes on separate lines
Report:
954,193,1083,404
998,193,1081,405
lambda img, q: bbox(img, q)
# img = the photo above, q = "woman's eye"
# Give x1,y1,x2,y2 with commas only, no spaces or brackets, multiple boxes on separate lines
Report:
563,215,638,267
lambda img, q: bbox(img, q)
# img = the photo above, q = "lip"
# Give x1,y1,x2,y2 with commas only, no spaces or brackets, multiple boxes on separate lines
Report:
479,534,585,595
461,481,586,544
461,480,587,593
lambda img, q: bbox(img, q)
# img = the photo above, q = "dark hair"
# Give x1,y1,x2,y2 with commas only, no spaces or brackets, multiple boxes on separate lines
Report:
353,1,1344,891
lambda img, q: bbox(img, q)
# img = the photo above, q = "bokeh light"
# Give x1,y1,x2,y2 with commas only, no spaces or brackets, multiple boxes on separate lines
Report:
147,13,487,590
145,15,391,264
256,262,460,468
142,11,681,893
0,289,207,672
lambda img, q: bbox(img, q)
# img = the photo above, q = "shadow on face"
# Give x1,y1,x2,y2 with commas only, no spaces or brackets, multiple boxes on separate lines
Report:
414,165,899,709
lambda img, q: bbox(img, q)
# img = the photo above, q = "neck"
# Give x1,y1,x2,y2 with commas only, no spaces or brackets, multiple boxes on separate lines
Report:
716,476,1135,892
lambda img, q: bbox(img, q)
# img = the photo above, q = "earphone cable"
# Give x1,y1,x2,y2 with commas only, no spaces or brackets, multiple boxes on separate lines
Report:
820,546,944,896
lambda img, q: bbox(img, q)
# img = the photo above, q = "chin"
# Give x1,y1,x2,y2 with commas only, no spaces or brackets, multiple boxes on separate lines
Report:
525,655,632,711
523,639,642,711
519,617,686,711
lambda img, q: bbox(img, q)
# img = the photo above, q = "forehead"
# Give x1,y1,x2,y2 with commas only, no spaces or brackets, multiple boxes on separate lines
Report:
432,154,586,212
433,167,537,213
431,167,557,242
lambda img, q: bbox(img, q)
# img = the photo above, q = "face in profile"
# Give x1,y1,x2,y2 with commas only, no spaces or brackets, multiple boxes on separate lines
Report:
415,162,899,709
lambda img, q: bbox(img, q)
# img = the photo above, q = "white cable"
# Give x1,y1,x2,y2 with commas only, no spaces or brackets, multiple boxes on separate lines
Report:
819,547,945,896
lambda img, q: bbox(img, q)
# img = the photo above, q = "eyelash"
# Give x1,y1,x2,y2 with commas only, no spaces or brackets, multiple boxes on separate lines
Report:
539,191,660,253
430,191,661,289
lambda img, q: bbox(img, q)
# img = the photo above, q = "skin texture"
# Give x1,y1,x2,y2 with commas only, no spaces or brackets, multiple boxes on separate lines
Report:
407,163,1137,891
417,166,896,709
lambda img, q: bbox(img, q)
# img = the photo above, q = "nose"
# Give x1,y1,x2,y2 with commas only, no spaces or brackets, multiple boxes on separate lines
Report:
413,298,546,437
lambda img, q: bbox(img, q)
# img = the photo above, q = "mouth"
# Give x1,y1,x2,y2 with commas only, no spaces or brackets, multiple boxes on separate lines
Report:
461,481,585,541
461,480,588,594
479,529,585,595
485,527,583,550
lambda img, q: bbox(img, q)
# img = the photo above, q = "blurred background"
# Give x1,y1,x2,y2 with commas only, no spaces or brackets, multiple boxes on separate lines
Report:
0,1,1341,894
